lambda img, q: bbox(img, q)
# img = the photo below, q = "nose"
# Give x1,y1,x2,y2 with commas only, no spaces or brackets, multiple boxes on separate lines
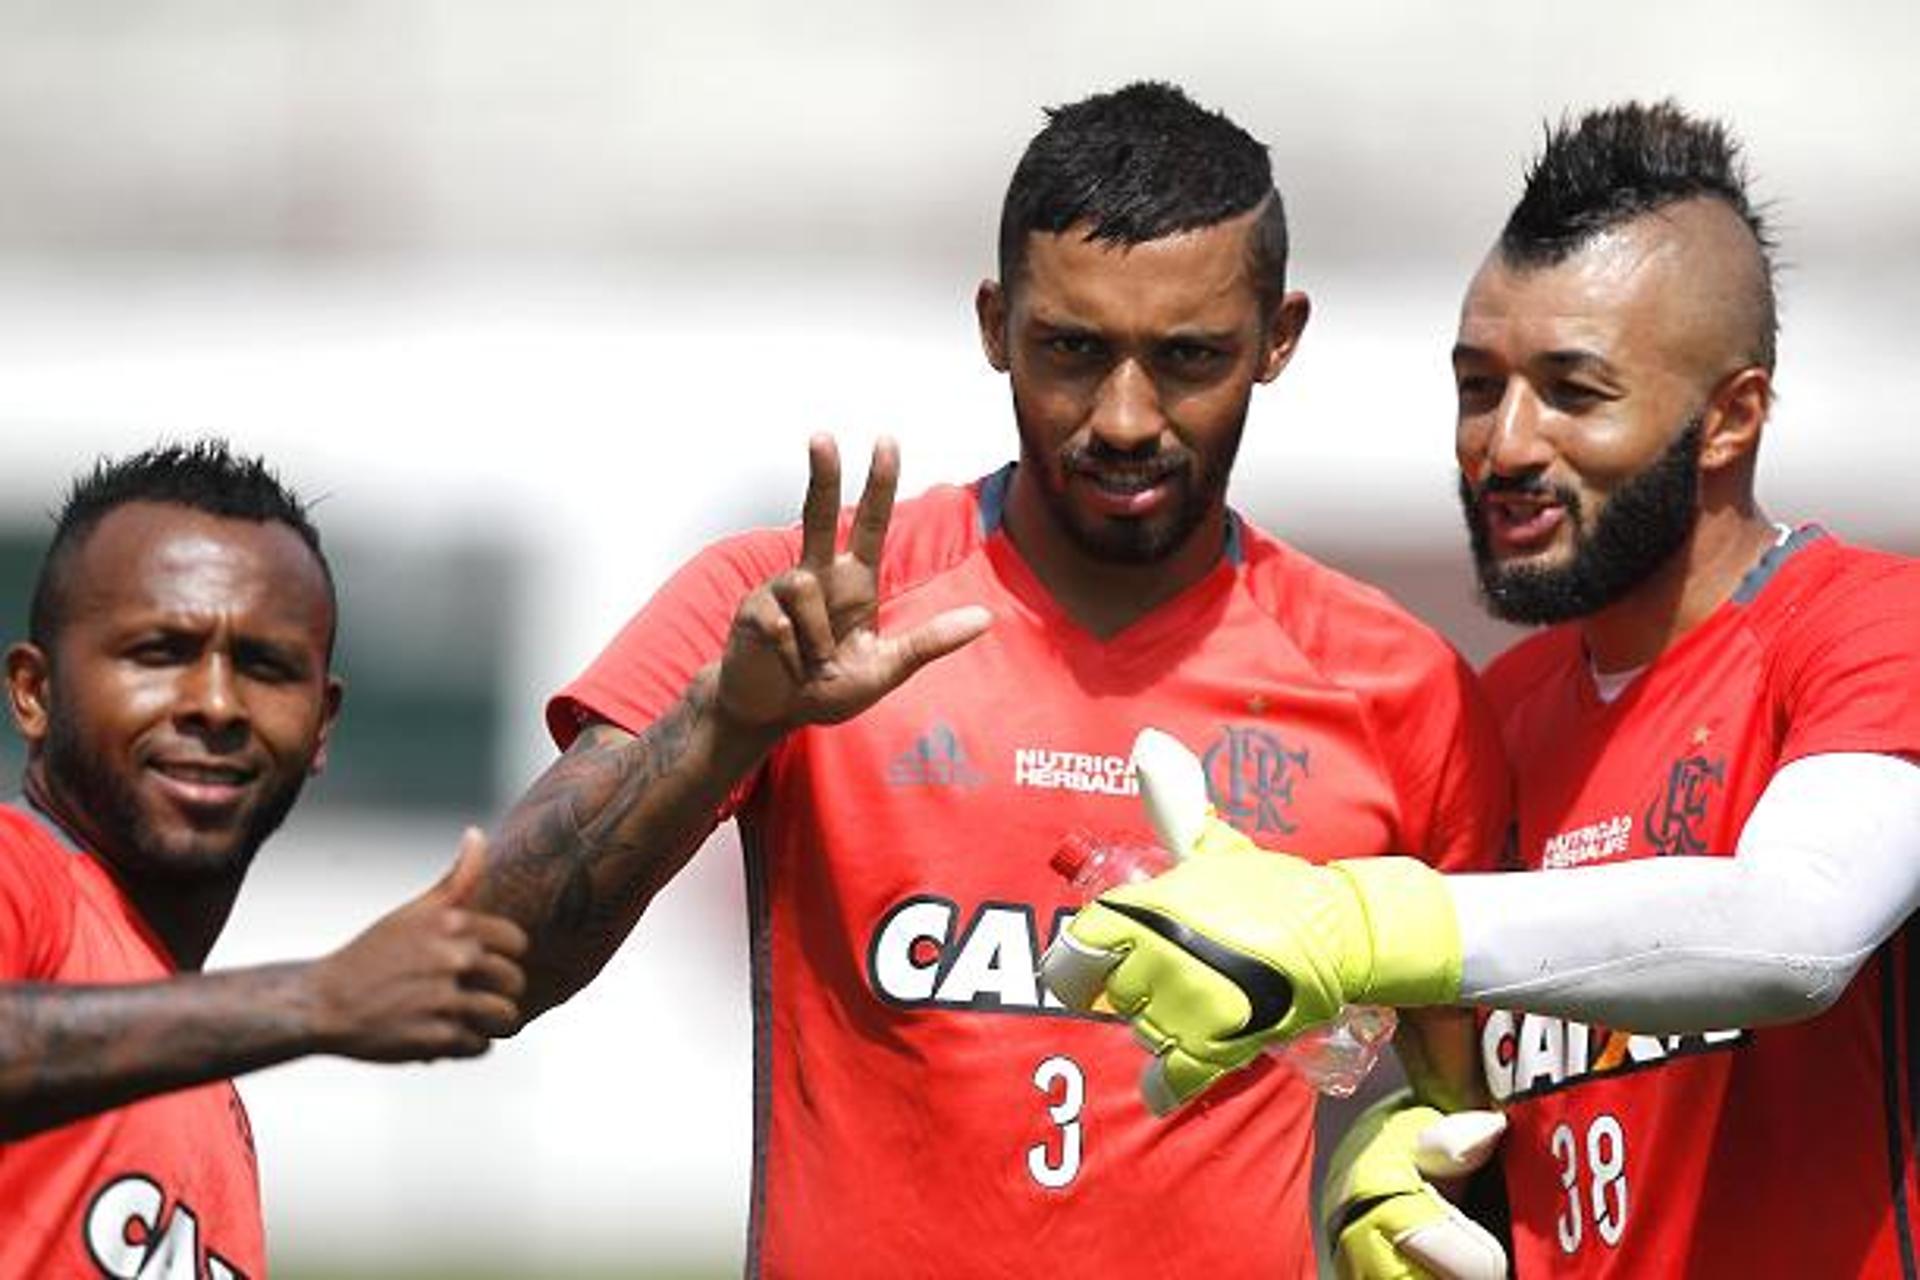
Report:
1468,380,1553,481
176,654,248,744
1087,358,1164,453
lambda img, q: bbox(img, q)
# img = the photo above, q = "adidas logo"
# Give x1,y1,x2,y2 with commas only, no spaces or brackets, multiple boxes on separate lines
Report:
887,723,984,788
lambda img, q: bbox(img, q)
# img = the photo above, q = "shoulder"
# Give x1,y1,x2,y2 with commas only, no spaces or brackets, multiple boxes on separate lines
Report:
1234,519,1467,683
1480,627,1578,715
0,805,79,977
874,477,993,595
1741,531,1920,654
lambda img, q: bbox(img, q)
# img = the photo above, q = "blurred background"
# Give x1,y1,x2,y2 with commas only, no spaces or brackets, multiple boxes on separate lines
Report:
0,2,1914,1275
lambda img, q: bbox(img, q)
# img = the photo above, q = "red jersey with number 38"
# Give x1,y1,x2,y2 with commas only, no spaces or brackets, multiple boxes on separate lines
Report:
0,802,266,1280
554,465,1510,1279
1480,529,1920,1278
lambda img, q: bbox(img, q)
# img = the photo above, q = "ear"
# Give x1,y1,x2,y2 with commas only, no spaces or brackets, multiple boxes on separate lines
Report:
975,279,1010,372
1255,291,1312,383
308,674,345,776
5,642,51,747
1698,366,1771,473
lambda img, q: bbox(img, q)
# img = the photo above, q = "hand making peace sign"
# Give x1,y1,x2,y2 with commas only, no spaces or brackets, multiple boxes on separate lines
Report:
715,435,992,734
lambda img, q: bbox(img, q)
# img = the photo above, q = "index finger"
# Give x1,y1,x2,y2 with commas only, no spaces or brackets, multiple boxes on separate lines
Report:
848,436,900,568
799,434,842,569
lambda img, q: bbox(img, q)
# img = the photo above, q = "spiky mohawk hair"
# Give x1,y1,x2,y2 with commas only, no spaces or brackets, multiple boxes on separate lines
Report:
1501,100,1778,366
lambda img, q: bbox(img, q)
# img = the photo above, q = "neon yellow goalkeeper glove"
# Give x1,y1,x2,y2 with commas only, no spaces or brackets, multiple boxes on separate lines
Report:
1038,729,1464,1113
1323,1089,1508,1280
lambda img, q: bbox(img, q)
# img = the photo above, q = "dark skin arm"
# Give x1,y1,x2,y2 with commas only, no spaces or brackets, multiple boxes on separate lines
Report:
473,436,992,1019
0,829,526,1142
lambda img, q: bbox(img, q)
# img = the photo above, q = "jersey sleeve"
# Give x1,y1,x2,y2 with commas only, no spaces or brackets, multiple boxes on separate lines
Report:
1772,559,1920,764
0,813,75,980
544,527,802,822
547,526,802,747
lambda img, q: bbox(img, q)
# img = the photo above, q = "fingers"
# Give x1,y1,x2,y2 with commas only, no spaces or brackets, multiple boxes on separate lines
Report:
462,949,528,1004
1038,932,1120,1013
882,605,993,680
799,434,842,569
465,912,530,960
1141,1043,1236,1116
454,990,523,1041
1413,1111,1508,1177
1397,1199,1509,1280
768,569,837,673
847,436,900,567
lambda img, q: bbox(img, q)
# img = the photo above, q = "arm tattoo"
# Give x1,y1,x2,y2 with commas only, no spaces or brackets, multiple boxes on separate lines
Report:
479,672,763,1014
0,965,313,1141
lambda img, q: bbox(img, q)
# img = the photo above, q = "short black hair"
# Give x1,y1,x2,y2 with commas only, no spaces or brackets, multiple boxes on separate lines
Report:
1500,100,1778,368
29,439,336,650
997,81,1290,314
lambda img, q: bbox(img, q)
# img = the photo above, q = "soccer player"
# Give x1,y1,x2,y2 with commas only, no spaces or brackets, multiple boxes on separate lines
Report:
472,81,1510,1275
1,441,528,1277
1048,102,1920,1277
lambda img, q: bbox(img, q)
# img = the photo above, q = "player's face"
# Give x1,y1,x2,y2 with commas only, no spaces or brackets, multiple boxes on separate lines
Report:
1453,229,1711,624
8,503,341,885
978,211,1306,564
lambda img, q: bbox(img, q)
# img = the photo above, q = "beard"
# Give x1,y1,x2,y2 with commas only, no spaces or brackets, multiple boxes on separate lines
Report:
1461,417,1703,626
42,705,309,888
1015,393,1247,565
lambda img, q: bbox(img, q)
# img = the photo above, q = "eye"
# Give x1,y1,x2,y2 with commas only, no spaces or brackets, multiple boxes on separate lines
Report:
1455,373,1505,415
1545,381,1606,413
1161,341,1223,371
125,635,194,667
236,644,307,683
1043,332,1104,361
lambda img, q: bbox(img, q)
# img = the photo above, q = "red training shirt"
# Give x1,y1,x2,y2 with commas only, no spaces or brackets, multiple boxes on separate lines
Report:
556,465,1511,1279
1480,528,1920,1278
0,801,265,1280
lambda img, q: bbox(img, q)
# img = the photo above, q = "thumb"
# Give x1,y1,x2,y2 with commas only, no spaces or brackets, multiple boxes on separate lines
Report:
1130,727,1212,859
884,605,992,680
1413,1109,1508,1178
430,826,490,906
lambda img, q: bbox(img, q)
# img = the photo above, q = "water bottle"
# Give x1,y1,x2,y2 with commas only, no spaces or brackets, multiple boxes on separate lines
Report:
1049,829,1396,1098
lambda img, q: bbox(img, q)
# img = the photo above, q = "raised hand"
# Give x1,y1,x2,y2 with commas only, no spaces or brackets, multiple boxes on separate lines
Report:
305,827,529,1062
716,434,992,733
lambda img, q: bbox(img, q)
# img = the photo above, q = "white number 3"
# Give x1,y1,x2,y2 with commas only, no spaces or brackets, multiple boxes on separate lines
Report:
1027,1055,1084,1189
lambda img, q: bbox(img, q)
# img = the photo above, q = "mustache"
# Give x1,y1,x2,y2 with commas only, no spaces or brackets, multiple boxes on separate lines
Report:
1460,470,1580,511
1062,440,1189,480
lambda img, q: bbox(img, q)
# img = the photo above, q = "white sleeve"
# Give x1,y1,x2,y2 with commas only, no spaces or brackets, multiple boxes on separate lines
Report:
1451,752,1920,1032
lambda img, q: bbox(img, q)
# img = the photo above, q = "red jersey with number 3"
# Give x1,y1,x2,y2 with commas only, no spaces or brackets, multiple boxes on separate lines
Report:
1480,529,1920,1278
554,465,1511,1279
0,802,266,1280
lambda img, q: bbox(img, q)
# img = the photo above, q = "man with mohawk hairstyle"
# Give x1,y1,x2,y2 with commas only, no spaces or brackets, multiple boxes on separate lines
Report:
1048,101,1920,1278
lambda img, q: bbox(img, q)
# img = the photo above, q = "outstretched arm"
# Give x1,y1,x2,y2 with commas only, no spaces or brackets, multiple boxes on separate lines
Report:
472,436,991,1020
1453,751,1920,1029
1048,745,1920,1110
0,829,525,1142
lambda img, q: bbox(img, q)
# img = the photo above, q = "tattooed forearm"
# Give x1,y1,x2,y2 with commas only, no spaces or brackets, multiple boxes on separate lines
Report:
0,965,314,1140
478,668,776,1017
